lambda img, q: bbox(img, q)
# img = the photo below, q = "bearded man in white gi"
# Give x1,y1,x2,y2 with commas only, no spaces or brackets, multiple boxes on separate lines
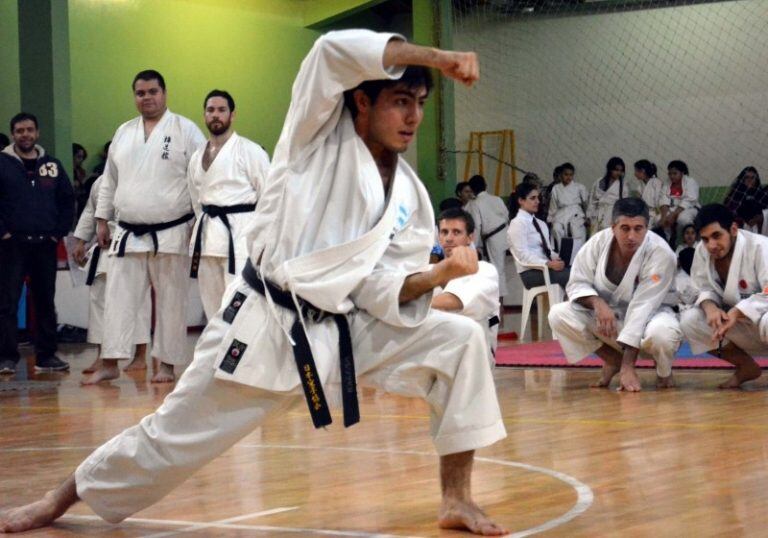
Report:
82,70,206,385
188,89,270,318
433,208,500,366
0,31,508,536
465,174,509,299
72,175,151,373
680,204,765,389
549,197,681,391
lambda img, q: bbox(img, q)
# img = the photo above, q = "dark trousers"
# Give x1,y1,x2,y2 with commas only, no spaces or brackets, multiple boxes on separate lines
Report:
519,267,571,290
0,238,58,364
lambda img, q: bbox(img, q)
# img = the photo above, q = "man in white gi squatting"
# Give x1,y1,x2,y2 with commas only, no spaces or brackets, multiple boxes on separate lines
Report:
82,70,206,385
188,89,270,319
433,207,500,366
549,198,681,391
680,203,765,388
0,31,508,536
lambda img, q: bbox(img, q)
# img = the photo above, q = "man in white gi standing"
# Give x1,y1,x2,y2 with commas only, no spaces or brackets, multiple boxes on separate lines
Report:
680,203,765,388
433,208,500,365
83,70,205,385
549,198,681,391
188,90,270,318
0,31,507,536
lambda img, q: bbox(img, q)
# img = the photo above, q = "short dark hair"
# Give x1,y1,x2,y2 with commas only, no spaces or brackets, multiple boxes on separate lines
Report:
343,66,433,119
204,89,235,112
515,181,539,202
72,142,87,159
468,174,487,194
612,197,649,224
694,203,734,232
560,162,575,173
438,197,463,212
133,69,166,91
454,181,470,197
668,160,689,175
634,159,657,178
438,208,475,235
10,112,38,132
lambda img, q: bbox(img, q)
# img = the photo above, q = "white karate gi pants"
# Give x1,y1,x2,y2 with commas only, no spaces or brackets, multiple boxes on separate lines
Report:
101,253,190,364
676,208,698,229
548,302,682,377
483,232,508,297
87,272,151,347
551,218,587,263
680,307,768,357
75,286,506,523
197,255,246,320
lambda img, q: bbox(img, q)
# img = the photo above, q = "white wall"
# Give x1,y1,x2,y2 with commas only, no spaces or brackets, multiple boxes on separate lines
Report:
453,0,768,192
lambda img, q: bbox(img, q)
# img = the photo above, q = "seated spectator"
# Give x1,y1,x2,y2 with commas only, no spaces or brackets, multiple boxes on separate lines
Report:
588,157,641,232
455,181,474,206
635,159,664,229
676,223,698,253
507,172,542,219
432,208,500,365
724,166,767,216
506,182,569,290
675,246,698,311
658,160,700,247
548,162,589,261
736,199,768,236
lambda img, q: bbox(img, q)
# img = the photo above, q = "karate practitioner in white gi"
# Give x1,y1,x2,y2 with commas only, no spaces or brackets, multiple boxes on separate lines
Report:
547,162,588,261
433,208,500,365
72,176,151,373
465,174,509,298
188,90,270,318
588,157,642,232
0,30,508,536
658,160,700,243
680,204,765,389
549,197,681,391
634,159,665,229
83,70,206,385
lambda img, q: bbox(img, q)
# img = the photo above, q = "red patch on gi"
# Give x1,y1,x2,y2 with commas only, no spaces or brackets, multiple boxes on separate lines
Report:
739,279,748,289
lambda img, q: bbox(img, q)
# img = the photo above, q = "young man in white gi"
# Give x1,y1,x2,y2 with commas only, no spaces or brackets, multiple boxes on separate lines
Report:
549,197,681,391
433,208,500,366
465,174,509,299
72,175,151,373
188,90,270,318
680,203,766,389
0,30,508,536
547,162,588,261
83,70,206,385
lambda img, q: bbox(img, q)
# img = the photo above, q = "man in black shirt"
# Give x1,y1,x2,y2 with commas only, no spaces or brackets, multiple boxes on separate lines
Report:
0,112,74,374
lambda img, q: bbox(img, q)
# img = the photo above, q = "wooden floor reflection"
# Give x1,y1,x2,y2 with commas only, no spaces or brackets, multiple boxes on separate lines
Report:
1,336,767,537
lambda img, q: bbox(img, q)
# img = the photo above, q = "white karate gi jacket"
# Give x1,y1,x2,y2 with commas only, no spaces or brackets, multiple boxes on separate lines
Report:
465,191,509,296
548,181,588,228
660,175,700,212
215,30,437,390
691,230,768,321
74,176,110,278
641,176,665,227
437,261,500,359
567,228,676,349
187,132,270,258
588,176,643,231
95,110,205,255
745,209,768,236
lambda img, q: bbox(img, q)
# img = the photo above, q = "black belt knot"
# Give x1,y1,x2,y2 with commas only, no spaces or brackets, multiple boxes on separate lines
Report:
190,203,256,278
117,213,194,257
241,259,359,429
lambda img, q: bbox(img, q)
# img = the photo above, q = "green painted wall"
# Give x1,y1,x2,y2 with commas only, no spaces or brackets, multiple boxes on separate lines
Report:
68,0,319,171
0,1,20,138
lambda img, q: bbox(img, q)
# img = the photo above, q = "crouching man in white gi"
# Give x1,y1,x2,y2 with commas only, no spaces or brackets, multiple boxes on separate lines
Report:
432,208,500,366
72,175,151,373
188,89,270,319
84,69,206,385
680,203,765,389
548,198,681,391
0,30,508,536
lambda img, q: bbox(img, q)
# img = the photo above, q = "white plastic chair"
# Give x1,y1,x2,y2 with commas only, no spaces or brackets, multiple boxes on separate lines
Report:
510,251,564,342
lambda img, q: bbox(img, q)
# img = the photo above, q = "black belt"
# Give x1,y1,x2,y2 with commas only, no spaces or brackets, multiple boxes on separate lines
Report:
190,203,256,278
116,213,194,257
85,246,101,286
481,223,506,243
241,259,359,429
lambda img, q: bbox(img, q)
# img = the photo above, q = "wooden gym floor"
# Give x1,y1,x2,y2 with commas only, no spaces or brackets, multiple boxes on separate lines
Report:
1,335,767,537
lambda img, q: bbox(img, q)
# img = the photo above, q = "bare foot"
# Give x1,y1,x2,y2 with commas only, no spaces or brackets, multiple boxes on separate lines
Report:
718,362,762,389
438,498,508,536
151,362,175,384
123,357,147,372
590,362,619,388
82,358,101,374
0,491,65,533
618,367,642,392
81,363,120,385
656,374,676,389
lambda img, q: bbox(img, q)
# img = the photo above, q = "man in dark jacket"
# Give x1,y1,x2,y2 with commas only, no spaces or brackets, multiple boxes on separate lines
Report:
0,112,74,374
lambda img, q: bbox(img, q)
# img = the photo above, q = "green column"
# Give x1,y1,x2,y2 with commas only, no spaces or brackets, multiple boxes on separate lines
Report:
412,0,455,210
17,0,72,174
